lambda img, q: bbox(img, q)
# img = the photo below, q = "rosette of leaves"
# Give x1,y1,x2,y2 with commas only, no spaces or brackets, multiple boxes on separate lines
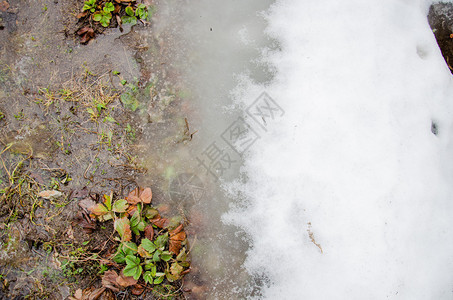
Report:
82,0,96,13
93,2,114,27
88,187,190,292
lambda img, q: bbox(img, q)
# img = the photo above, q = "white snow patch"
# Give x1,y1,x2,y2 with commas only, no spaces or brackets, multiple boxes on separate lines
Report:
225,0,453,298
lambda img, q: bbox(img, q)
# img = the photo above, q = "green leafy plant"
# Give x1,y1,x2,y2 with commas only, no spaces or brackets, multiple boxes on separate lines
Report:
93,10,112,27
135,4,148,21
83,0,96,13
122,6,137,25
103,2,114,13
88,187,190,293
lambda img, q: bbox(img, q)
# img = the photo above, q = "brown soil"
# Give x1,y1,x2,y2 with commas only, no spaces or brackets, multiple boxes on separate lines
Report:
0,0,202,298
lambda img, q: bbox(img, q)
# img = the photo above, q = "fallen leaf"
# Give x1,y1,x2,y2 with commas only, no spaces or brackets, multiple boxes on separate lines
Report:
126,195,141,205
127,187,152,204
116,14,123,32
116,271,137,287
70,287,107,300
38,190,62,199
169,224,183,236
131,284,145,295
151,216,169,228
169,224,186,254
140,187,152,203
76,11,88,18
169,239,182,255
72,211,96,234
87,287,105,300
77,27,91,35
0,1,9,12
77,27,95,44
102,270,120,292
144,224,154,240
171,231,186,242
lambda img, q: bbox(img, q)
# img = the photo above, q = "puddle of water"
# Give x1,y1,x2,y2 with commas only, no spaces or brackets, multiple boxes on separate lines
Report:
133,0,277,298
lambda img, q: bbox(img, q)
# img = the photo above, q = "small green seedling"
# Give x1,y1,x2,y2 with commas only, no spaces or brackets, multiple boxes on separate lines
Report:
135,4,148,21
83,0,96,13
93,10,112,27
122,6,137,25
104,2,114,13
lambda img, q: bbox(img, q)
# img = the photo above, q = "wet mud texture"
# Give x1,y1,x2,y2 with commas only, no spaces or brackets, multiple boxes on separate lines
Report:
0,0,198,298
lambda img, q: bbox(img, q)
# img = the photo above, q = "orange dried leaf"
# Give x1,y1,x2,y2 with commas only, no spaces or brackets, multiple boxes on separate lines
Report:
131,284,145,296
128,187,141,198
169,239,182,255
126,195,141,205
144,224,154,240
76,11,88,18
170,231,186,242
140,187,152,203
169,224,184,237
116,271,137,287
152,217,169,228
102,270,120,292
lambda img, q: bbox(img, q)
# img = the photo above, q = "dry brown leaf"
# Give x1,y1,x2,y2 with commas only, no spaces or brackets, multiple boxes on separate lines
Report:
76,11,88,18
77,27,95,44
131,284,145,295
169,239,182,255
151,216,169,228
128,187,141,198
38,190,62,199
144,224,154,240
114,5,121,14
169,224,186,254
140,187,152,203
171,231,186,242
116,271,137,287
169,224,183,236
87,287,105,300
102,270,120,292
126,187,152,204
126,195,141,204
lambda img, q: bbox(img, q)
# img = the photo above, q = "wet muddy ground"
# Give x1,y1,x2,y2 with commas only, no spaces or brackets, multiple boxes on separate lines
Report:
1,0,452,299
0,0,205,298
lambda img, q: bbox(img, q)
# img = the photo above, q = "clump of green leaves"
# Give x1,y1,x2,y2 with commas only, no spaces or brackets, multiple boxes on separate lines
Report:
88,187,190,293
83,0,96,13
80,0,152,29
